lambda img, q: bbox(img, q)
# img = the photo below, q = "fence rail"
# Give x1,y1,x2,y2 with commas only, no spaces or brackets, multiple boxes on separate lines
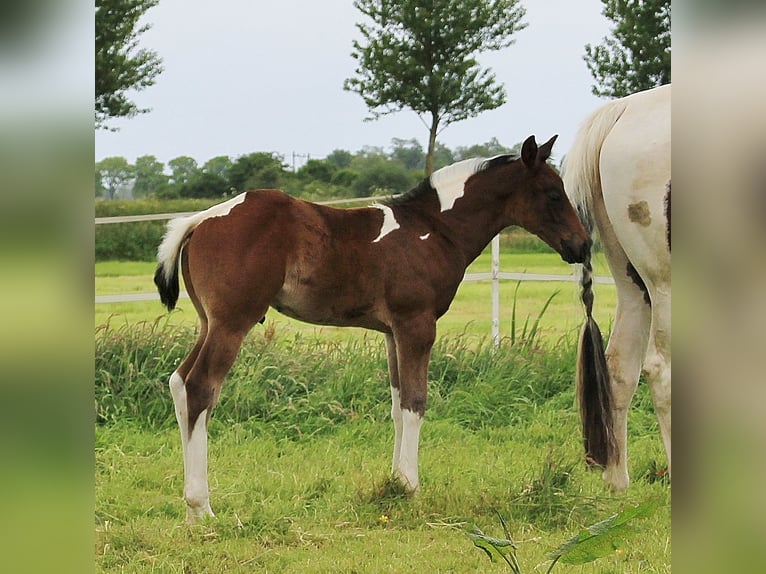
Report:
95,198,613,345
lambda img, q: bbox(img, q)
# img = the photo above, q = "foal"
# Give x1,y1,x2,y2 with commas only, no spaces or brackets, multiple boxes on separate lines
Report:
155,135,589,521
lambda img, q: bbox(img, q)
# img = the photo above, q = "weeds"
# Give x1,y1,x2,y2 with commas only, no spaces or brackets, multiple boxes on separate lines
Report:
467,500,658,573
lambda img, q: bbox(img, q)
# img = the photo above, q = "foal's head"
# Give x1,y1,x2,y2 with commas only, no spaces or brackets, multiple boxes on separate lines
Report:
482,135,590,264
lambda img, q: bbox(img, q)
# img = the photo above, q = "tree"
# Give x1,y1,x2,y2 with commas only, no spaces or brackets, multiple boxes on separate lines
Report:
167,156,200,186
326,149,354,169
453,137,516,161
297,159,337,184
344,0,527,175
95,157,134,199
228,153,287,192
179,173,231,199
132,155,168,197
389,138,425,171
202,156,234,180
96,0,163,128
584,0,671,98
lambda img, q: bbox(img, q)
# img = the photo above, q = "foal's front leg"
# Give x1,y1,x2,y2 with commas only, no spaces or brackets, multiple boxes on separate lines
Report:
385,334,403,472
389,319,435,493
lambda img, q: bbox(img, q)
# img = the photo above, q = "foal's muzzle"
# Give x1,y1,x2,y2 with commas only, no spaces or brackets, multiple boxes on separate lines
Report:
560,237,591,264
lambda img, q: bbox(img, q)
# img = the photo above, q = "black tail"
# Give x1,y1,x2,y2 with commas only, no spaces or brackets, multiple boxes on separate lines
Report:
154,262,179,312
576,249,616,467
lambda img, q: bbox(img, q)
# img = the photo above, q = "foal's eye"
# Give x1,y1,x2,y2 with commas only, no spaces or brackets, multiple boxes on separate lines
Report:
546,188,562,202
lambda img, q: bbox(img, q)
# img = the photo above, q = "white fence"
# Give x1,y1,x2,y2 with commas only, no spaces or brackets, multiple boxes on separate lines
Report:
96,197,613,345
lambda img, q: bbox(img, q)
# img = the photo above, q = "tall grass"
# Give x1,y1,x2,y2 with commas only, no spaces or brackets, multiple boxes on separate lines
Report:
95,319,582,435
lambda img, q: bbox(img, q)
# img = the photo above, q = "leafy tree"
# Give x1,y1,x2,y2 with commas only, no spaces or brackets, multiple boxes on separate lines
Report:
95,157,134,200
298,159,337,184
453,137,516,161
167,156,200,186
179,173,231,199
326,149,354,169
202,156,234,181
228,152,287,192
344,0,527,175
389,138,425,171
584,0,671,98
132,155,168,197
352,157,416,197
95,0,164,128
431,141,455,170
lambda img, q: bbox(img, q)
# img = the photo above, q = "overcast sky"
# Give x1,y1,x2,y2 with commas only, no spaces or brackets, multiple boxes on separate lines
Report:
95,0,612,168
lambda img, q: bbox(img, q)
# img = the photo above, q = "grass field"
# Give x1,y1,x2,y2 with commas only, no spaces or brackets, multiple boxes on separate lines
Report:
95,248,669,573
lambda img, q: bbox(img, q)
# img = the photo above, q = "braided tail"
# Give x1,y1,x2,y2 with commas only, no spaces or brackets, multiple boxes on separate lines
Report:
576,247,616,467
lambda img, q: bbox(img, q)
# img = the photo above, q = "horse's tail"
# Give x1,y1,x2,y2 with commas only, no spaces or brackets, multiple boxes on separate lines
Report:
563,99,627,468
154,214,198,311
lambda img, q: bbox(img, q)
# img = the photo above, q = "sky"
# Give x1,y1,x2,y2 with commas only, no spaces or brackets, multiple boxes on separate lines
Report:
95,0,612,168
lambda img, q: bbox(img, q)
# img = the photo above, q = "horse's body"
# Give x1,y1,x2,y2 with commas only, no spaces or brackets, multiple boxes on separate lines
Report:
564,85,671,491
155,135,590,521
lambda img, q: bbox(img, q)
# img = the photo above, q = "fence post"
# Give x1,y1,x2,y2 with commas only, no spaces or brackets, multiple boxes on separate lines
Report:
491,234,500,347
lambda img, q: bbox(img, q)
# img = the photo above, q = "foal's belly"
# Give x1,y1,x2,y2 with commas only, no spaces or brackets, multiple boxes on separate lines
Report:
270,284,388,332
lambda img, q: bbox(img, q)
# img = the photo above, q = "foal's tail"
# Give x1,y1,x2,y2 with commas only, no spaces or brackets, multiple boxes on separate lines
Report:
563,99,627,468
154,209,211,311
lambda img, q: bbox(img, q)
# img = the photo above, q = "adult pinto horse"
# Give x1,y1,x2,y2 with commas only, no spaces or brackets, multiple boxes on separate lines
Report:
155,135,589,522
564,85,671,492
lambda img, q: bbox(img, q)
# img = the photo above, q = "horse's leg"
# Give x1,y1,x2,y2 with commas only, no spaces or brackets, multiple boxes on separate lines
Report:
174,322,249,522
643,289,671,479
390,316,435,493
385,333,403,473
602,267,652,492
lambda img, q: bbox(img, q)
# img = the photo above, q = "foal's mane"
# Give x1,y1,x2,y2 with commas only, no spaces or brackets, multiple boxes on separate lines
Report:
383,154,517,208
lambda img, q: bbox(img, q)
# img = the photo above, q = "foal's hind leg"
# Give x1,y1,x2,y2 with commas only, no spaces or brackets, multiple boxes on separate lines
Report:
173,323,249,522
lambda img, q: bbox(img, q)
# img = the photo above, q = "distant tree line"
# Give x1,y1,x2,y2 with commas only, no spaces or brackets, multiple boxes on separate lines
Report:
95,137,521,201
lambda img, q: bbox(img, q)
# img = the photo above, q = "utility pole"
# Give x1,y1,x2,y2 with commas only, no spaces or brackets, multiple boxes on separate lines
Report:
291,152,311,172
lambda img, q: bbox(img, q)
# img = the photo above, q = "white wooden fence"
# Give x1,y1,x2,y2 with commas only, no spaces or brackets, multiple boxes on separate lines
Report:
96,197,613,345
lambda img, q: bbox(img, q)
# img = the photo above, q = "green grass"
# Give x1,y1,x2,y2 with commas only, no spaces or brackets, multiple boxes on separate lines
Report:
95,322,670,573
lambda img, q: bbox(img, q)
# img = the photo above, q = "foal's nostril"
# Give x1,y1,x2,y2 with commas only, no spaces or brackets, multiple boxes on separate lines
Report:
560,238,589,264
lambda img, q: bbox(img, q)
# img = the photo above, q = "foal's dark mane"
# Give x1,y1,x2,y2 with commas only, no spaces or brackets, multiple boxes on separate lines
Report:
383,154,518,209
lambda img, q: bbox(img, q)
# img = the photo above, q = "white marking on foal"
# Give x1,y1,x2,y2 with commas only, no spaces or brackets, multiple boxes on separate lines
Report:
397,409,424,492
169,371,213,520
429,157,486,212
371,203,400,242
390,386,403,471
419,233,430,240
185,409,213,520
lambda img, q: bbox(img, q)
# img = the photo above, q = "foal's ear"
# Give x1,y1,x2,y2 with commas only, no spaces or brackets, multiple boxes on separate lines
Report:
521,135,538,168
538,135,558,162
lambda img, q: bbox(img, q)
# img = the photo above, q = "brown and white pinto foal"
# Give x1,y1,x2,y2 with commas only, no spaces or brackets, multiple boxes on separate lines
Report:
155,135,589,521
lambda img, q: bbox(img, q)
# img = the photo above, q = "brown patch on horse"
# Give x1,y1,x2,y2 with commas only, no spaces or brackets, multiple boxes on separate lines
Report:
626,262,650,305
627,201,652,226
664,181,671,252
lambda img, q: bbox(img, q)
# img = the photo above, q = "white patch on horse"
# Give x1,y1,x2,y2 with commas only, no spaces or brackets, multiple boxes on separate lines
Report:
185,409,213,519
390,386,403,471
157,193,247,284
419,233,430,240
371,203,400,243
396,409,424,492
430,157,494,212
169,371,214,520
